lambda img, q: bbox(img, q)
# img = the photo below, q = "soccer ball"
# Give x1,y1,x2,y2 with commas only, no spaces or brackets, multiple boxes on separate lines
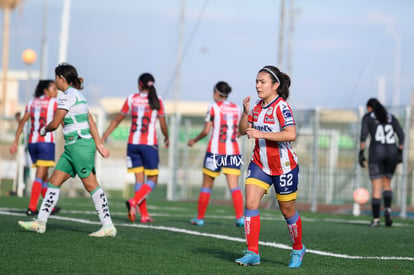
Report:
353,188,370,205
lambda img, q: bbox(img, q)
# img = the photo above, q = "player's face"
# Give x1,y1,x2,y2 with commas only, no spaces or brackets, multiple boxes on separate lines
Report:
54,75,65,91
256,72,278,102
45,82,58,98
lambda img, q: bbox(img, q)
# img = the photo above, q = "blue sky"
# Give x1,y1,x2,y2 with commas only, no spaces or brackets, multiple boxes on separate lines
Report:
1,0,413,110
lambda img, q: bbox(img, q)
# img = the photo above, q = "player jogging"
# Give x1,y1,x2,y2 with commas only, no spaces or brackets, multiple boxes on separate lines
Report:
188,81,244,227
235,65,305,268
359,98,404,227
18,63,116,237
101,73,169,223
10,80,61,216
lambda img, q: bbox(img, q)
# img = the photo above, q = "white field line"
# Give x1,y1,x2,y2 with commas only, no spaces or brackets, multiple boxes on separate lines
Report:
1,208,413,261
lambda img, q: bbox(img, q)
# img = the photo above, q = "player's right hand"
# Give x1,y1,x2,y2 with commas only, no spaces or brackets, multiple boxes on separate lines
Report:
242,96,251,115
358,150,366,168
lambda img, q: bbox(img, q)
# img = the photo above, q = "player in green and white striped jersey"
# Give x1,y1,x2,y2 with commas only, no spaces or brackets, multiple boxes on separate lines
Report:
18,63,116,237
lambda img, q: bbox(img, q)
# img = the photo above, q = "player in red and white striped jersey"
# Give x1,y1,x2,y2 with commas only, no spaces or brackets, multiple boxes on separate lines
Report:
10,80,58,216
101,73,169,223
188,81,244,227
235,66,305,268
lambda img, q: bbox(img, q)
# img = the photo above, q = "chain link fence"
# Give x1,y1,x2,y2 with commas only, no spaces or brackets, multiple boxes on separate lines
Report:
1,105,413,216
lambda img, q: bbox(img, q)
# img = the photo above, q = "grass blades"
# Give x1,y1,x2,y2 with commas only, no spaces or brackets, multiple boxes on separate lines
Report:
1,195,413,274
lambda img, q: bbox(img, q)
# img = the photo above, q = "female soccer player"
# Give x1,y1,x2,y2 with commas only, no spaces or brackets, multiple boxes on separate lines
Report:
359,98,404,227
101,73,169,223
188,81,244,227
235,65,305,268
18,63,116,237
10,80,60,216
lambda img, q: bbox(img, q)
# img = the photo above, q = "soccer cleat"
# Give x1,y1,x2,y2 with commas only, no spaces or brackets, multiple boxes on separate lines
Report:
368,219,380,227
235,217,245,227
26,208,38,216
384,208,393,227
51,206,61,215
126,199,137,222
235,250,260,266
140,215,154,223
18,219,46,234
89,224,117,237
288,245,306,268
190,218,205,226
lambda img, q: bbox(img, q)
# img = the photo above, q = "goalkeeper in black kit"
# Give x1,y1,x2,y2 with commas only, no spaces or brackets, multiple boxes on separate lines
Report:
359,98,404,227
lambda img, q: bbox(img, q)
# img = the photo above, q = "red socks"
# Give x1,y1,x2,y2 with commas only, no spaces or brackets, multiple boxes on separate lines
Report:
197,191,210,219
245,215,260,254
28,179,42,211
231,188,244,219
286,212,303,250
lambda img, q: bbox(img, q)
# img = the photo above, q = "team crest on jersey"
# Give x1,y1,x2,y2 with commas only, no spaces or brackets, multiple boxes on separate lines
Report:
264,116,275,123
266,107,273,115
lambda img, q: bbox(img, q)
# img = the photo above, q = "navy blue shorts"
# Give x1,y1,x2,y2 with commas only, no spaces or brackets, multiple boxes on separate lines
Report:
28,142,55,167
126,144,159,176
245,162,299,201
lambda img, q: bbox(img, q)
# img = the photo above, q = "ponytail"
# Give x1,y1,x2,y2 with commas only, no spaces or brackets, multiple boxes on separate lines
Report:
138,73,160,110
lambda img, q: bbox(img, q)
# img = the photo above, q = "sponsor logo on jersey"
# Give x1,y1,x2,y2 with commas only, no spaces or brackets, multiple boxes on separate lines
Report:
254,125,273,132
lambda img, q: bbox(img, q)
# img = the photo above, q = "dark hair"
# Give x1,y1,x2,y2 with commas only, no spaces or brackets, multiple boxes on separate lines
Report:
258,65,291,100
55,63,84,90
367,98,388,124
34,80,54,98
138,73,160,110
214,81,232,97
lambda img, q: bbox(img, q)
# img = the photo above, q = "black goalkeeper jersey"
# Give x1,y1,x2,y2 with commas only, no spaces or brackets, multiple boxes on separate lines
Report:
360,112,404,161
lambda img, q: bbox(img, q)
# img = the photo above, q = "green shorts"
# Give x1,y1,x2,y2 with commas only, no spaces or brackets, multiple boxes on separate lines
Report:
55,138,96,178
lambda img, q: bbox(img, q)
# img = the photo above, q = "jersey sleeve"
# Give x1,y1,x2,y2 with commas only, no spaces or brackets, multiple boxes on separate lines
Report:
205,103,214,122
360,114,370,142
57,92,72,111
120,97,131,115
391,114,405,146
158,98,166,117
276,102,295,128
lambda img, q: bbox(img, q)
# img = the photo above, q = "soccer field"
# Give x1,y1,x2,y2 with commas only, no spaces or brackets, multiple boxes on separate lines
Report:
1,195,413,274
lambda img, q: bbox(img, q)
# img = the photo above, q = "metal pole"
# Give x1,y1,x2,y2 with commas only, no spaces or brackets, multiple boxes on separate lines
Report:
310,108,319,213
39,0,48,78
399,106,411,218
58,0,71,63
1,7,10,116
277,0,285,68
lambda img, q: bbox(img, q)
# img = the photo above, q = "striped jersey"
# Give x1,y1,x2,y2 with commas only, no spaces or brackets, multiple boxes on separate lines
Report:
120,92,166,145
248,96,298,176
205,100,241,155
57,87,92,145
26,95,57,143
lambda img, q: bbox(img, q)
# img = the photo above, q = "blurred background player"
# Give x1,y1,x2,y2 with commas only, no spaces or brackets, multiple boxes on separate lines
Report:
359,98,404,227
235,65,305,268
101,73,169,223
10,80,61,216
187,81,244,227
18,63,116,237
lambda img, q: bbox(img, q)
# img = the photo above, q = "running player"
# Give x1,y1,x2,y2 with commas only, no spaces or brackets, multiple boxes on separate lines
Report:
18,63,116,237
188,81,244,227
359,98,404,227
235,65,305,268
10,80,61,216
101,73,169,223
